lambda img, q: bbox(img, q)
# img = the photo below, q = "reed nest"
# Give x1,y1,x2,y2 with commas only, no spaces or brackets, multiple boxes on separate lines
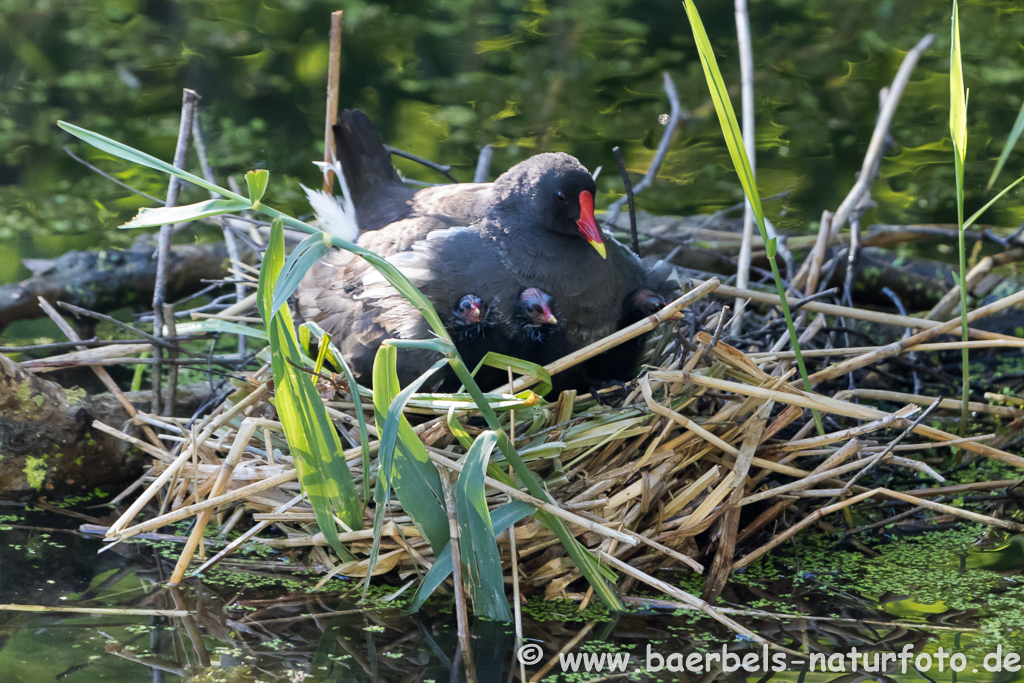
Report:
64,225,1024,650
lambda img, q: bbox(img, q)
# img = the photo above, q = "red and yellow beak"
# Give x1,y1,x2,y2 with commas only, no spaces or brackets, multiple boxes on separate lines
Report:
576,190,606,259
467,301,483,323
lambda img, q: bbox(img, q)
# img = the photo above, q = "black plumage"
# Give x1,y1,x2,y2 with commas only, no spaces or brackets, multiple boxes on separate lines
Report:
441,294,507,391
510,287,567,366
297,109,674,393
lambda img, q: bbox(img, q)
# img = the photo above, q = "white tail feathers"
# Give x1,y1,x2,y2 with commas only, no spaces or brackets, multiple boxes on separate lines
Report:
303,155,359,242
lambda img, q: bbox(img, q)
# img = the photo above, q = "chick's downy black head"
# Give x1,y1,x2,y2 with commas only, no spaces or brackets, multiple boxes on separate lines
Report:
447,294,490,340
515,287,560,343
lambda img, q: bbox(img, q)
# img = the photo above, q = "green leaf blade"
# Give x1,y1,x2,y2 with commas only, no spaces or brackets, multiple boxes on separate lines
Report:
455,431,512,622
120,198,250,229
57,121,245,201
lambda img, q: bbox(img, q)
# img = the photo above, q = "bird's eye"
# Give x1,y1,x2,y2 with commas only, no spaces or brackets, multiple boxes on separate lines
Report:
556,191,567,203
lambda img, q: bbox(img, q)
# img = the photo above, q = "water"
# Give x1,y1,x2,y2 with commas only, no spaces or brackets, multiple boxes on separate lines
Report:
4,504,1024,682
4,1,1024,680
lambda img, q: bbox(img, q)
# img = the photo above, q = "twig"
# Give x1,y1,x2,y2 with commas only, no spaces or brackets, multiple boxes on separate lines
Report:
385,145,458,183
612,146,640,255
169,419,257,584
597,551,801,656
436,469,476,681
474,144,494,183
58,303,201,358
152,89,200,415
162,303,179,416
792,33,935,289
790,287,838,313
655,370,1024,468
732,0,756,335
191,114,247,357
323,11,344,192
36,297,167,453
836,397,940,497
63,146,164,204
0,336,200,354
604,72,681,223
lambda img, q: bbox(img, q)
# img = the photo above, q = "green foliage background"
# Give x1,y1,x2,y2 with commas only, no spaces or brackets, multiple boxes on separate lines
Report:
5,0,1024,281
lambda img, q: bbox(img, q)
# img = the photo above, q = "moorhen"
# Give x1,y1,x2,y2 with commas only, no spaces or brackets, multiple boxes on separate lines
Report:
297,109,674,391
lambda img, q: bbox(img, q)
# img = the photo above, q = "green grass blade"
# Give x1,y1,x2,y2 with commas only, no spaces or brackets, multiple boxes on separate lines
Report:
455,431,512,622
986,101,1024,192
682,0,822,434
950,0,970,436
369,346,449,569
472,352,553,396
301,322,373,503
257,219,363,559
950,1,967,167
245,169,269,204
57,121,245,201
406,500,533,614
272,231,332,316
120,198,251,229
965,172,1024,229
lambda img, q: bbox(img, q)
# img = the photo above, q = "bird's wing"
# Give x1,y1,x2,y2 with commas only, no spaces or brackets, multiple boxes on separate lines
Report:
410,183,494,224
297,217,510,386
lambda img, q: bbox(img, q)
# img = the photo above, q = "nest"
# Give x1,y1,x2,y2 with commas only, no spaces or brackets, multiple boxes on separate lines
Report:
76,239,1024,651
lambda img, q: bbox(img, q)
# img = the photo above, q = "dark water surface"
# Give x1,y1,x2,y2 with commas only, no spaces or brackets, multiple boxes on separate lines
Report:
4,1,1024,681
4,504,1024,682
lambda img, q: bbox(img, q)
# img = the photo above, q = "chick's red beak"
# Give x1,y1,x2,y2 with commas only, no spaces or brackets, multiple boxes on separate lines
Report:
540,302,558,326
467,301,482,323
576,190,606,259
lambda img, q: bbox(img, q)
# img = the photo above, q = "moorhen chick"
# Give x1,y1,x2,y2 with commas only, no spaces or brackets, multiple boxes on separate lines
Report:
297,110,673,392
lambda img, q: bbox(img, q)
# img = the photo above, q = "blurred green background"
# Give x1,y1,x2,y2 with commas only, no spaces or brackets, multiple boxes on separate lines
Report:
2,0,1024,288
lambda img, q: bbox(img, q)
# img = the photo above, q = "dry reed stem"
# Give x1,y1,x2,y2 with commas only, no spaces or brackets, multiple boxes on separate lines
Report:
736,485,1023,571
36,297,167,452
597,551,802,656
491,278,719,395
112,469,298,541
715,283,1016,341
927,247,1024,320
740,441,865,506
620,596,978,632
322,11,343,193
424,447,636,547
91,420,173,462
762,405,917,452
169,418,258,584
750,339,1024,361
805,288,1024,386
734,489,877,568
656,370,1024,468
529,620,597,682
106,383,268,535
639,376,738,456
0,604,189,617
437,470,476,682
835,389,1020,417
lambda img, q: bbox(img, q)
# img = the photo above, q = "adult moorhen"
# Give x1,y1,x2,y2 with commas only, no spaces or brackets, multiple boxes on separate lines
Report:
297,110,673,391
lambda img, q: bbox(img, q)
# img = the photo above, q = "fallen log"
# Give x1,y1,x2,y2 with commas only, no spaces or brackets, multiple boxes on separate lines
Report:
0,237,237,330
0,351,210,497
